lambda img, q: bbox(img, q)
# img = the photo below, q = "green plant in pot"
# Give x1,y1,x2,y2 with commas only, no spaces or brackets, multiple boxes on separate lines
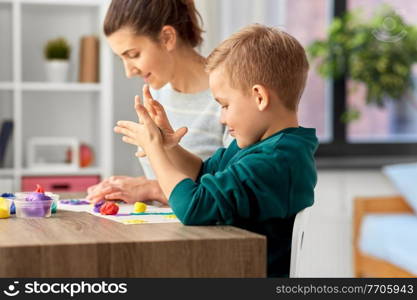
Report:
44,37,71,82
308,5,417,131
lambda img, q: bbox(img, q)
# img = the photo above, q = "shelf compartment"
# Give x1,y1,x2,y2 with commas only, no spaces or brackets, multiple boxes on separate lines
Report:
0,175,14,192
0,82,14,90
0,168,14,176
22,174,100,192
0,2,13,82
21,168,101,176
21,82,101,92
19,0,102,6
21,91,101,170
0,91,14,170
21,3,100,82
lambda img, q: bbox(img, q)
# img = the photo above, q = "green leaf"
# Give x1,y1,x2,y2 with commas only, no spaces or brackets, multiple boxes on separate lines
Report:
307,3,417,114
341,109,361,123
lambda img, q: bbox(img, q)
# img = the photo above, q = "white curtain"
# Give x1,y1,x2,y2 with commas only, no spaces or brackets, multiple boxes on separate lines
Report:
195,0,287,56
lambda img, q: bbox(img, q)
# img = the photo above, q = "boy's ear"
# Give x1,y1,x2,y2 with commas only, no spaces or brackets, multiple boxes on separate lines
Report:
252,84,269,111
160,25,177,51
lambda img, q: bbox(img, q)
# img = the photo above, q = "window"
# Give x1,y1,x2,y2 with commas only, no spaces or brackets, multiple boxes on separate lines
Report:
197,0,417,165
316,0,417,164
347,0,417,143
285,0,331,141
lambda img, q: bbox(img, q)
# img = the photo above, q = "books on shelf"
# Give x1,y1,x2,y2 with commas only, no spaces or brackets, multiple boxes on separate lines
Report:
0,120,13,168
78,35,99,83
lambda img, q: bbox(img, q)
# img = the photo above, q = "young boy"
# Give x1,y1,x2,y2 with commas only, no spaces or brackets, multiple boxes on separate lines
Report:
114,24,318,277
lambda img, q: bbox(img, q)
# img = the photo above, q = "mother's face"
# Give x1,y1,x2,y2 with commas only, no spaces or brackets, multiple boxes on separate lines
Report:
107,26,174,90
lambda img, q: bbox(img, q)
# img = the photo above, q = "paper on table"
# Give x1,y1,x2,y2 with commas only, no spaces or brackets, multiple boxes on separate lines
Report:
58,200,180,225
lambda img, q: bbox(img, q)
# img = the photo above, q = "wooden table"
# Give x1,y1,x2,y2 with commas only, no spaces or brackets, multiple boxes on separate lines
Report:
0,210,266,277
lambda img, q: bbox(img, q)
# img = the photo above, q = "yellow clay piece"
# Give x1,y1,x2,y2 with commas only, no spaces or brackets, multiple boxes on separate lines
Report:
133,202,147,213
0,197,10,218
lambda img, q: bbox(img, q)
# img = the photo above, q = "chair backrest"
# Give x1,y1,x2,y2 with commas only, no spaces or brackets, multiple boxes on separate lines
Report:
290,207,311,278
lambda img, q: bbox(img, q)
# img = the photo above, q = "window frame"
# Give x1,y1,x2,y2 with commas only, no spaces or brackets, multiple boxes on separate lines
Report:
315,0,417,166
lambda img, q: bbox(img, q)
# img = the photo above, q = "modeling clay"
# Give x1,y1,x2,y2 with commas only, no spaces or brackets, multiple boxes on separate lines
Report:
1,193,14,198
133,202,147,213
60,199,90,205
1,193,15,214
51,200,57,213
0,197,10,218
35,184,45,193
16,185,53,217
43,192,59,214
100,202,119,215
10,201,15,214
26,184,52,202
93,199,105,213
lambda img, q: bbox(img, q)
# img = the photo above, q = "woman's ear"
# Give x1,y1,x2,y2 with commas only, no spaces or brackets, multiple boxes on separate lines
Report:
160,25,177,51
252,84,269,111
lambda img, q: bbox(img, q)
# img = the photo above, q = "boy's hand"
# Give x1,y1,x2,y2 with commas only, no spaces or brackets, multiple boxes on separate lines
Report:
114,97,187,157
114,101,163,151
141,85,188,153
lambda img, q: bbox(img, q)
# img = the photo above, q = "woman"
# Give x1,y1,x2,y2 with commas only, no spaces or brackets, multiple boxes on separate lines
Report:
87,0,229,205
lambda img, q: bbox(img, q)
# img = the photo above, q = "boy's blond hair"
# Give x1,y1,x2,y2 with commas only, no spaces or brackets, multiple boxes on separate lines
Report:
206,24,309,111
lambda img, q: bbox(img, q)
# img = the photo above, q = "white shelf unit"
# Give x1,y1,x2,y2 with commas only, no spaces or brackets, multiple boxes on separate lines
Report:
0,0,113,191
0,82,13,90
21,167,102,176
21,82,102,92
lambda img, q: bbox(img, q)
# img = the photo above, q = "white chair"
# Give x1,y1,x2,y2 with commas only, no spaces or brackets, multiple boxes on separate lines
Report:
290,207,311,278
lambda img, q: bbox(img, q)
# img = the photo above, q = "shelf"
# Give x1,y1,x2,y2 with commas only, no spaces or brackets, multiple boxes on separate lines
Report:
21,82,101,92
0,2,12,82
2,0,113,191
0,82,13,90
17,0,102,6
0,168,14,176
22,167,101,176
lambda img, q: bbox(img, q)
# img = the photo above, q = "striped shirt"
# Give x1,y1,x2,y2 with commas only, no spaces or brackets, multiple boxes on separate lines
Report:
138,83,232,179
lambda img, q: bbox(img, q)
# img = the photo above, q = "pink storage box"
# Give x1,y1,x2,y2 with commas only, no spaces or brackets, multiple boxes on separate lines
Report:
22,176,100,192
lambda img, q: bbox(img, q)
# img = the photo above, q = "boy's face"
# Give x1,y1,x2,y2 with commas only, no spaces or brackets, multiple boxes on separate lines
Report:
107,27,174,90
209,66,266,148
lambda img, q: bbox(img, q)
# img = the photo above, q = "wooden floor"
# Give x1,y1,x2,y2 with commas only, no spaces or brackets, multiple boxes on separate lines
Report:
301,169,398,277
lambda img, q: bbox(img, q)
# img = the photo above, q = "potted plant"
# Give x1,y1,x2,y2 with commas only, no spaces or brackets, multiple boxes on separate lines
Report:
44,37,71,82
308,6,417,131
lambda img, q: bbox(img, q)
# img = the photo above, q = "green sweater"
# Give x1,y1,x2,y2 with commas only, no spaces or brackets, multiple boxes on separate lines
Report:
169,127,318,277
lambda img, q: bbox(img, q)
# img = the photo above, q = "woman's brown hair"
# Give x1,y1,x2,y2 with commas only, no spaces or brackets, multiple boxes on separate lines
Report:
104,0,204,48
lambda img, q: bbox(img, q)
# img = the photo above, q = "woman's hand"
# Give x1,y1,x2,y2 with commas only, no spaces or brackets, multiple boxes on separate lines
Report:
86,176,167,205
